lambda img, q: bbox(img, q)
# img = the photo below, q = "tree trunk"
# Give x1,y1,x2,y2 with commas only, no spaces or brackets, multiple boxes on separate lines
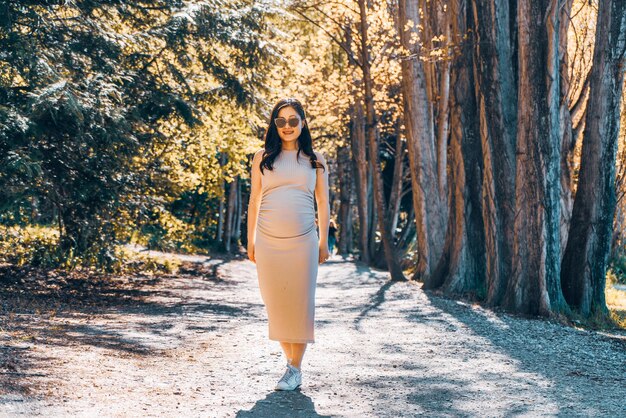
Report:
561,0,626,318
387,124,405,238
358,0,406,281
430,0,486,296
398,0,447,281
224,176,238,253
435,1,451,196
559,0,576,257
508,0,568,316
367,171,378,261
350,100,370,263
337,145,352,255
470,0,517,308
420,0,437,105
216,153,227,244
373,126,406,269
234,176,242,246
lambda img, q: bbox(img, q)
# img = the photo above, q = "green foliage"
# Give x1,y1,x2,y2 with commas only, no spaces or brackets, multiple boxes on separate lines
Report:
0,226,61,268
0,224,120,271
0,0,275,267
139,207,197,253
0,225,180,274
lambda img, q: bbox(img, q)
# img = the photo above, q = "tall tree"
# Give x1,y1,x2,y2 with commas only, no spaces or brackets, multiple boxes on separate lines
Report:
430,0,486,295
470,0,517,307
561,0,626,317
508,0,568,316
357,0,405,280
398,0,447,281
350,98,372,263
558,0,577,255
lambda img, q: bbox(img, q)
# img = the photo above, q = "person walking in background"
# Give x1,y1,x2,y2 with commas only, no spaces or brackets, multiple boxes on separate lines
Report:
246,98,330,391
328,220,337,256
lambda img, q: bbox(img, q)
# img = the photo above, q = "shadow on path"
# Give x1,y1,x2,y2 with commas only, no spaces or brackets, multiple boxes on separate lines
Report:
0,259,255,399
353,279,398,331
236,391,331,418
336,265,626,417
410,289,626,415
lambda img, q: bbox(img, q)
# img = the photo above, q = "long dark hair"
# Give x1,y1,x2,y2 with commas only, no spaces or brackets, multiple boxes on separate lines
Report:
260,98,325,174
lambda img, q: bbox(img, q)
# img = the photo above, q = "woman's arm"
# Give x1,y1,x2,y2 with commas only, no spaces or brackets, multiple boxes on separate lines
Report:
314,151,330,263
247,149,264,262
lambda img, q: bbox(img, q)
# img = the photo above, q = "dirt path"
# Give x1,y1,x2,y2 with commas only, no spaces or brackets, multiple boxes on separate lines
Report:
1,256,625,417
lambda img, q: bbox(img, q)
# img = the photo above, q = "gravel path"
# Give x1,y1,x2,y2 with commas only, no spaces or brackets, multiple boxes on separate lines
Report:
1,256,625,417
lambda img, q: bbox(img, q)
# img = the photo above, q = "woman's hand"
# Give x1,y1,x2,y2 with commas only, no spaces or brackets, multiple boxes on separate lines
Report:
319,242,330,264
247,242,256,263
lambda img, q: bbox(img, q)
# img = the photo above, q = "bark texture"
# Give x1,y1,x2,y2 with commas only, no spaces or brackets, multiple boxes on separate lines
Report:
224,176,239,253
559,0,576,256
350,100,371,263
399,0,447,282
470,0,517,307
561,0,626,317
508,0,567,316
431,0,486,296
337,144,353,254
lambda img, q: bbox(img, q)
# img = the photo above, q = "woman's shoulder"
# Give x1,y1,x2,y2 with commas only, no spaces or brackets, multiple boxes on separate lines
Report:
253,148,265,161
251,149,265,170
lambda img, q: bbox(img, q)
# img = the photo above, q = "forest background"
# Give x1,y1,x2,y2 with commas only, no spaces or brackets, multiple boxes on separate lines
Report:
1,0,625,329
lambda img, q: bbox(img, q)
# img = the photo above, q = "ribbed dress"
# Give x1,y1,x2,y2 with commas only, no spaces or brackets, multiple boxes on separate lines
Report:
255,149,319,344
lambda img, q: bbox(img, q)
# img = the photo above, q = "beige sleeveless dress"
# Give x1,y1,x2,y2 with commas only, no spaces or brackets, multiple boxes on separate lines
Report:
255,149,319,343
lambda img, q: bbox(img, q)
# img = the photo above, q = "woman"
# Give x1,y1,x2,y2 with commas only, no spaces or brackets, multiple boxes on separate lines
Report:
247,98,330,391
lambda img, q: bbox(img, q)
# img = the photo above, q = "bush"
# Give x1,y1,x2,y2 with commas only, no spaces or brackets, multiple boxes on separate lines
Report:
0,225,61,268
0,225,179,274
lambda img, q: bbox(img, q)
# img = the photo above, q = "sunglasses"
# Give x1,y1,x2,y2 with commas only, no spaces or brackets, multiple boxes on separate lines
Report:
274,116,301,128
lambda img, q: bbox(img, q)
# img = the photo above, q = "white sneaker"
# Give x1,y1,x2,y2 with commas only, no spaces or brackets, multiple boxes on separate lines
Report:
275,363,302,391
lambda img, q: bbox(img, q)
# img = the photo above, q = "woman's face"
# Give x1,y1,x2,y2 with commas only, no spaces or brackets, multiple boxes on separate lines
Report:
276,106,304,147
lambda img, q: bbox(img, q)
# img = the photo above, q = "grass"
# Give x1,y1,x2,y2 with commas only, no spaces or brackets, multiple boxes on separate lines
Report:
606,270,626,329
